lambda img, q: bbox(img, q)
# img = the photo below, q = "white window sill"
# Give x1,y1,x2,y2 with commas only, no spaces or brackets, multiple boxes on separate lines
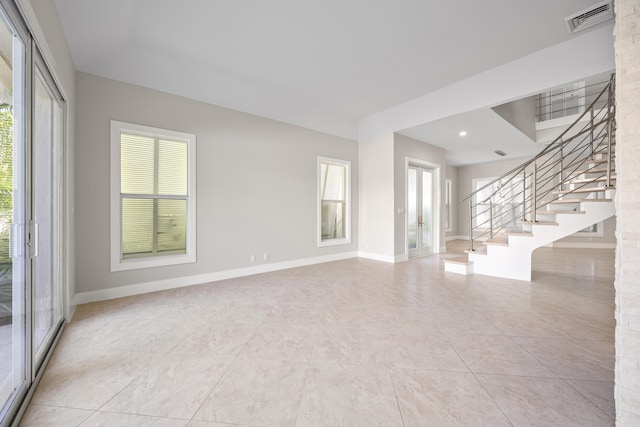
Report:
111,252,196,272
318,238,351,248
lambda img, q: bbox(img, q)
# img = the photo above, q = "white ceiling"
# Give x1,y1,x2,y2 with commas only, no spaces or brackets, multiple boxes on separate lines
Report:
53,0,613,162
400,109,540,166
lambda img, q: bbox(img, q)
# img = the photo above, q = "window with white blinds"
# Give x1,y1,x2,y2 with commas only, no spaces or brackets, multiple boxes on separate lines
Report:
110,121,196,271
317,156,351,246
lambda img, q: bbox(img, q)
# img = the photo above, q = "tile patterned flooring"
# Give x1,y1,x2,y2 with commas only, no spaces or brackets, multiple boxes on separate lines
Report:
20,241,615,426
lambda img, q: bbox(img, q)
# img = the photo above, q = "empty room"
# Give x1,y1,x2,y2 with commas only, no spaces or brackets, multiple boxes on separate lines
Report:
0,0,638,426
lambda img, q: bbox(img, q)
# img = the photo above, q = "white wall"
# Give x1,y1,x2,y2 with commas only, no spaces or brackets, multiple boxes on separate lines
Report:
393,134,447,257
358,133,395,261
20,0,77,317
75,72,358,299
446,165,458,238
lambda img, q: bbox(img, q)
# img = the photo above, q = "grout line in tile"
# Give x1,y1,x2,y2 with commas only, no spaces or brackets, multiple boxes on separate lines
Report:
562,378,615,421
387,367,406,427
187,323,262,421
470,372,515,427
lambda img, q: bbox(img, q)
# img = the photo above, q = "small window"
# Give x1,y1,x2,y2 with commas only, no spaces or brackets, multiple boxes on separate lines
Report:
445,179,452,232
110,121,196,271
318,157,351,246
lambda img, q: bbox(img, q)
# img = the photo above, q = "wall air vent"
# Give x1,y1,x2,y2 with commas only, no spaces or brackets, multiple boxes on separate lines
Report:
565,1,614,34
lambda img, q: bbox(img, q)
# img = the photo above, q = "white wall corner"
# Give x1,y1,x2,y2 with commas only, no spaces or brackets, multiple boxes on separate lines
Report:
394,254,409,263
358,251,396,263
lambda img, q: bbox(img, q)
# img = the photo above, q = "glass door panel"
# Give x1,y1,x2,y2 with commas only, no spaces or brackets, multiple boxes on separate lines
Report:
0,10,27,420
420,170,433,253
32,66,62,369
407,168,417,250
408,165,434,258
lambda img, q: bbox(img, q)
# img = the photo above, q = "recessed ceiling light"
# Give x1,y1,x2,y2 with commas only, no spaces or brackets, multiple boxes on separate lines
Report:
459,131,467,137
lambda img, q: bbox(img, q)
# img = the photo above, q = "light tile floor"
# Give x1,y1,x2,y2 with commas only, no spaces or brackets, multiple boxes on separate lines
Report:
21,241,615,426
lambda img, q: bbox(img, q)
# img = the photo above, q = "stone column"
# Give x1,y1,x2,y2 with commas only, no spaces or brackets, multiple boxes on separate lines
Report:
614,0,640,424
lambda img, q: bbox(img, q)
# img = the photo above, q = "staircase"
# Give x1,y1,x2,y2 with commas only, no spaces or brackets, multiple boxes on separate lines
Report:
445,74,616,281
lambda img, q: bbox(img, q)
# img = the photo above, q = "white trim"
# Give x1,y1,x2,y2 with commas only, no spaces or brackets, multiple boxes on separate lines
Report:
444,259,474,275
110,120,197,271
395,254,409,263
76,251,360,304
446,235,468,241
357,251,396,263
317,156,351,247
15,0,69,102
546,242,616,249
445,179,453,232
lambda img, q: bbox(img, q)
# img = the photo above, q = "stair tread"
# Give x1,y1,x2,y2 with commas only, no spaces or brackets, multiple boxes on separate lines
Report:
466,246,487,255
552,186,609,195
536,210,585,215
518,220,559,226
581,158,615,165
505,231,533,237
444,256,472,265
545,198,613,204
484,238,509,246
573,167,616,175
569,175,616,184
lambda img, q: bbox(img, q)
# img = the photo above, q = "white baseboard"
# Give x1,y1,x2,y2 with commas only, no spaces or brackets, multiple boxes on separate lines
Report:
446,235,468,241
75,251,359,305
394,254,409,263
357,251,396,263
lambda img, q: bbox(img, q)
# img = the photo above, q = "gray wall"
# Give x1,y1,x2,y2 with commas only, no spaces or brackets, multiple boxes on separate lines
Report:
456,157,527,237
492,96,537,141
75,72,358,295
393,134,447,257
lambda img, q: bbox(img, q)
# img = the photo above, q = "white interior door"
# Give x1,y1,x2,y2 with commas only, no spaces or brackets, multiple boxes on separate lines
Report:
408,165,434,258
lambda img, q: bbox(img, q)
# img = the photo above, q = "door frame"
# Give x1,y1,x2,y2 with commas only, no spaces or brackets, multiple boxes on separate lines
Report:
405,157,441,258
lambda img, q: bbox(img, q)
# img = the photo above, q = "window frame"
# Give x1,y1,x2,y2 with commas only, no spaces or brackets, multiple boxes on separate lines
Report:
110,120,196,271
317,156,351,247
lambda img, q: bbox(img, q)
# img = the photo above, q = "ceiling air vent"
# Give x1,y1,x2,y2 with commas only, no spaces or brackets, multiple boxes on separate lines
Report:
565,1,614,34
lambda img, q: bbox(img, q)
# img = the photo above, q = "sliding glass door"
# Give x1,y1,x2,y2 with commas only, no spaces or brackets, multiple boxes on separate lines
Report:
32,61,63,371
0,5,27,422
0,2,65,425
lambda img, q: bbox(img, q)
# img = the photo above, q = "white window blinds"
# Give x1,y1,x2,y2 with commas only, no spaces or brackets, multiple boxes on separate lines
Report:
120,132,188,259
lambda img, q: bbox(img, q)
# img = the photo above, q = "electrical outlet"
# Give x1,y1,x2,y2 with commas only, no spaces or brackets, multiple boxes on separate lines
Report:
263,253,269,261
250,255,255,262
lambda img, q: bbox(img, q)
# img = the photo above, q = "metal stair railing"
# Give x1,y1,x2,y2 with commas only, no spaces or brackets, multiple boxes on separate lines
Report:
463,74,616,252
